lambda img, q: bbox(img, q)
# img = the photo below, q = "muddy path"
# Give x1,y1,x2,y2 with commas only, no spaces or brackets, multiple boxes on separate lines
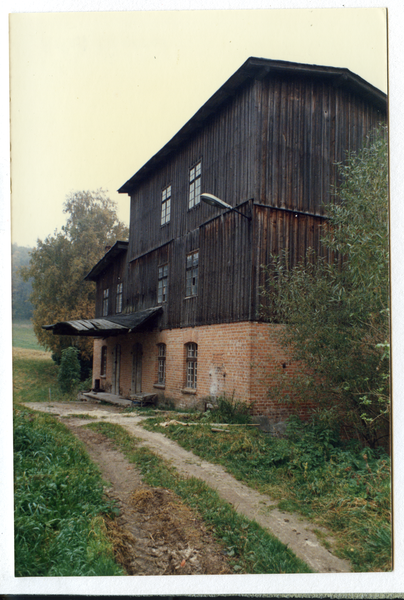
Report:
24,400,351,574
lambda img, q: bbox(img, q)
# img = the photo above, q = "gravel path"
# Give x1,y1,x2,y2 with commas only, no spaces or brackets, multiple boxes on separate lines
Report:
24,401,351,573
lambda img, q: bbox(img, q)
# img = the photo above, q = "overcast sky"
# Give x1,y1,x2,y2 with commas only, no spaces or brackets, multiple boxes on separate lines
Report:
9,7,388,248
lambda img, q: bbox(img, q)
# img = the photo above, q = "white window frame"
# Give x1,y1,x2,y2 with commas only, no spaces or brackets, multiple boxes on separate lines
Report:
161,185,171,226
157,343,166,385
186,342,198,389
116,282,123,313
158,264,168,303
188,162,201,209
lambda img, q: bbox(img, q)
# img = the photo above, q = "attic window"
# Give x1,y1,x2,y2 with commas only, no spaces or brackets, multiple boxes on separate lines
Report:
161,185,171,226
189,162,201,209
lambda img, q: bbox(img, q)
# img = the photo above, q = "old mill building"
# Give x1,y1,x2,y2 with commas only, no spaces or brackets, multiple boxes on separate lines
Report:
45,57,387,432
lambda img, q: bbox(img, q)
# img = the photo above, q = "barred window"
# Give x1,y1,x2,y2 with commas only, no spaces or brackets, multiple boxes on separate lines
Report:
102,289,109,316
186,342,198,389
161,185,171,226
116,282,123,313
158,343,166,385
186,251,198,297
158,264,168,303
189,162,201,209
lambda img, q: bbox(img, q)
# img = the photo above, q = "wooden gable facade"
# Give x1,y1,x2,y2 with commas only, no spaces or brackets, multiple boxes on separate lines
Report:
71,58,386,429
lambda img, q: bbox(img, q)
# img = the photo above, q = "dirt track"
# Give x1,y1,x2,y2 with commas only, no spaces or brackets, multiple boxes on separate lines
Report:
23,400,351,574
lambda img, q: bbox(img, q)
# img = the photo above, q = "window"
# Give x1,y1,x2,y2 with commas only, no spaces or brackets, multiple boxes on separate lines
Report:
189,162,201,209
186,251,199,297
100,346,107,377
161,185,171,225
116,282,123,313
186,343,198,389
158,264,168,303
157,343,166,385
102,289,109,316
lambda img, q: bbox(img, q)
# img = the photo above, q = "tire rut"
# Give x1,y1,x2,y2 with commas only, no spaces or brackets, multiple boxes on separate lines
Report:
24,401,351,573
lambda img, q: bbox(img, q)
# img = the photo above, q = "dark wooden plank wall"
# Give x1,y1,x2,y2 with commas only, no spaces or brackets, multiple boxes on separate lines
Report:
118,71,386,327
94,251,128,317
252,204,328,318
256,74,385,214
128,82,258,261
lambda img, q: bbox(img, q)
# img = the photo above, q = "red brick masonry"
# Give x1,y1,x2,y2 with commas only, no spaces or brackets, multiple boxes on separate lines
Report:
92,321,313,427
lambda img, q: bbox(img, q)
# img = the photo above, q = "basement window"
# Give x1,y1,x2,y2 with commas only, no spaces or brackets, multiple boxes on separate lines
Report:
186,342,198,389
161,185,171,226
188,161,201,209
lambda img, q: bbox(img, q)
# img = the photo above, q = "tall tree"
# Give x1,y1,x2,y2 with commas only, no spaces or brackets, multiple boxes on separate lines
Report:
12,244,34,320
262,126,389,447
21,190,129,364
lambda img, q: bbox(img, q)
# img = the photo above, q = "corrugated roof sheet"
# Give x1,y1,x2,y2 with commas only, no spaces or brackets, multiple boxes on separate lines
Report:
43,306,162,337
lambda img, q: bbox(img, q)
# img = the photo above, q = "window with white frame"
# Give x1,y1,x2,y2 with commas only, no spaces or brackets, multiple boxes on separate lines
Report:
158,264,168,303
189,162,201,209
186,251,199,297
186,343,198,389
161,185,171,225
102,288,109,316
116,282,123,313
157,343,166,385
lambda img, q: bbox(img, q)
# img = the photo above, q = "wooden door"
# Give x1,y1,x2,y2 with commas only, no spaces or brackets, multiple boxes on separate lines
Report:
131,343,143,395
112,344,121,395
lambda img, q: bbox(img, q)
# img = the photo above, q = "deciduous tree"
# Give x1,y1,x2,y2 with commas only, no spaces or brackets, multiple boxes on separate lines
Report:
21,190,129,366
262,126,389,447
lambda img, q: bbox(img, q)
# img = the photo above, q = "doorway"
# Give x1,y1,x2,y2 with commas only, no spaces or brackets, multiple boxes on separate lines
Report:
112,344,121,395
131,343,143,395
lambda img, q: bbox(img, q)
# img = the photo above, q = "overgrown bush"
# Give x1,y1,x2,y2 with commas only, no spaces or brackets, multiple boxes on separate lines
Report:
261,125,389,448
57,346,81,394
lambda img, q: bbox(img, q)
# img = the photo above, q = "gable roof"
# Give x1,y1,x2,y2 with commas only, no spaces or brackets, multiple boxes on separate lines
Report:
118,56,387,195
84,240,128,282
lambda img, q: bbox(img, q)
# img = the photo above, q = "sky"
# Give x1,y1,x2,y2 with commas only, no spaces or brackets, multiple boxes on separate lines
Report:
3,1,404,597
9,7,388,248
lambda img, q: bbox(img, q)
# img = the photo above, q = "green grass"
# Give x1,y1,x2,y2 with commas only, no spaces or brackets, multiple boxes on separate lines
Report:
13,347,66,403
87,421,312,575
14,404,124,577
12,320,45,350
142,412,392,572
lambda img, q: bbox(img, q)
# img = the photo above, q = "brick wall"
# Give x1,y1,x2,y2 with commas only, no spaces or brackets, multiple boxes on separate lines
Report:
91,321,314,424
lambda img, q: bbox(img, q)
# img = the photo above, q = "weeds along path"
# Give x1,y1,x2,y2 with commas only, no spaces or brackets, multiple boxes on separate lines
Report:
24,401,351,574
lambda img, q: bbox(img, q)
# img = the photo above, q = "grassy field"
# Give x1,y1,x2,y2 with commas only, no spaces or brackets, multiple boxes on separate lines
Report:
12,320,45,351
14,404,124,577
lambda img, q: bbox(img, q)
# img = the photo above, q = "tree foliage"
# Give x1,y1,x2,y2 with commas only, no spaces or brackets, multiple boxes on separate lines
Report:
12,244,34,320
262,126,389,447
21,190,129,363
58,346,81,393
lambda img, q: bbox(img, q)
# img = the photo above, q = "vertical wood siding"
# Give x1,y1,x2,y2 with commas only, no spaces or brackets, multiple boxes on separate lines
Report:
102,70,386,328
